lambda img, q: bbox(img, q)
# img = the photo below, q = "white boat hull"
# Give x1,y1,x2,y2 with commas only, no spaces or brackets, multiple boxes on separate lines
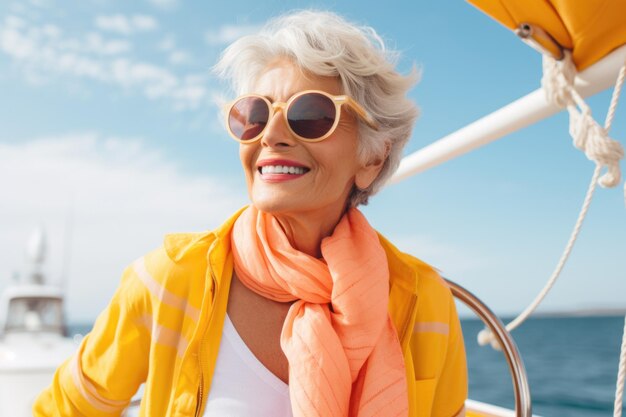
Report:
0,333,77,417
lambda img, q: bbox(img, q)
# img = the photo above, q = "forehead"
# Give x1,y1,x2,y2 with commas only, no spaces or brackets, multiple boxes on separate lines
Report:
253,58,344,99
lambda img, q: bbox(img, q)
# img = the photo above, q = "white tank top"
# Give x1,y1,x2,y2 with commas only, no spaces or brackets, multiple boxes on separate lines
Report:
203,315,293,417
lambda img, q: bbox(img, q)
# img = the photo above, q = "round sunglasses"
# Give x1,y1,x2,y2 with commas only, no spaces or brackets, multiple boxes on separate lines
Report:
225,90,379,143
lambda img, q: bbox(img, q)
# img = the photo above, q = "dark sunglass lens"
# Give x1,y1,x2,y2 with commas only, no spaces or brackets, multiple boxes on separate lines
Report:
288,93,336,139
228,97,270,140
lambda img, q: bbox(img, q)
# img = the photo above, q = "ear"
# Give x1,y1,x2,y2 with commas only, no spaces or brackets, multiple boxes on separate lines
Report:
354,144,389,190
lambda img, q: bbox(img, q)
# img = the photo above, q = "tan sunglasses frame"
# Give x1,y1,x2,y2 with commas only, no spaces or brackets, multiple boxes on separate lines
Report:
225,89,379,144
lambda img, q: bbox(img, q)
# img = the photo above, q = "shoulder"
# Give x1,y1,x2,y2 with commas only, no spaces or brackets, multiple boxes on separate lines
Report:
130,232,215,281
120,231,216,307
162,231,215,266
120,205,245,309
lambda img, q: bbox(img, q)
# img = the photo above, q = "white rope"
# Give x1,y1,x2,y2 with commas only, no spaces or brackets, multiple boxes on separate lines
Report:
608,61,626,203
477,165,600,350
614,316,626,417
612,57,626,417
478,50,626,351
550,52,624,189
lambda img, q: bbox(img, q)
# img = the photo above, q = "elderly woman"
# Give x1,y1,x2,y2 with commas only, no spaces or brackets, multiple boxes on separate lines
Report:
34,10,467,417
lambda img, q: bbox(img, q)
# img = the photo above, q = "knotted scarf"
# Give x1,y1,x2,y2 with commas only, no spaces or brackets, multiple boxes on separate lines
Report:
230,205,408,417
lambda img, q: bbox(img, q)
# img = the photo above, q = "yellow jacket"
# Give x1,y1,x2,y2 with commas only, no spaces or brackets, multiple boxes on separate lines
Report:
34,208,467,417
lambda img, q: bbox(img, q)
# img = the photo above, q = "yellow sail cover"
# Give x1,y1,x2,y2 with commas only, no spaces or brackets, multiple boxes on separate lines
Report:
467,0,626,70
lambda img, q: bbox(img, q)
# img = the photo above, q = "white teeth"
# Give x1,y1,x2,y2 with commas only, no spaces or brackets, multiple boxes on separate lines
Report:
260,165,307,175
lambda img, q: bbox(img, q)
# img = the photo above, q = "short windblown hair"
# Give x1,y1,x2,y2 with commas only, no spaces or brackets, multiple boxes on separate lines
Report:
214,10,419,206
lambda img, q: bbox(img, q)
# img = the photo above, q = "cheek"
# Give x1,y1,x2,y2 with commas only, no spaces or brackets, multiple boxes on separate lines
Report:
319,138,361,175
315,150,360,188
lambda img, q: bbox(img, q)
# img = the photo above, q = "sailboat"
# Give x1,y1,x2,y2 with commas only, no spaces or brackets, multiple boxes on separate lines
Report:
2,1,625,416
0,229,78,417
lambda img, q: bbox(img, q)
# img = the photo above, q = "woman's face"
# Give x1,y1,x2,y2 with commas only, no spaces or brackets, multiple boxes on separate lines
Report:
239,59,381,219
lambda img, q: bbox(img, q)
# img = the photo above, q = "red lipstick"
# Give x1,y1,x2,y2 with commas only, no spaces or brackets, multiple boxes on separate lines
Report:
257,159,308,168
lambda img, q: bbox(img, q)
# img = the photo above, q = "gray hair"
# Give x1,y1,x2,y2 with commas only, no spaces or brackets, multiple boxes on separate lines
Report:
214,10,419,206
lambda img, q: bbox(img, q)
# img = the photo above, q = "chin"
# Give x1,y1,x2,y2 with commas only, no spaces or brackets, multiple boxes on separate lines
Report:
251,200,287,214
249,183,352,218
250,191,299,215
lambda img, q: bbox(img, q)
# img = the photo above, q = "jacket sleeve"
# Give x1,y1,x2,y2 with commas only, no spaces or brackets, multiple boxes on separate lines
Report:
430,294,468,417
33,263,151,417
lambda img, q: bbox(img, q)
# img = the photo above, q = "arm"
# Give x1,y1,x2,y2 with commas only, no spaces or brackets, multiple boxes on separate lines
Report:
33,265,151,417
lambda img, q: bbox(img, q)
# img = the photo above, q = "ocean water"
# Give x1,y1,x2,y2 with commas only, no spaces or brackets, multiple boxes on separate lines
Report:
462,316,626,416
69,315,626,416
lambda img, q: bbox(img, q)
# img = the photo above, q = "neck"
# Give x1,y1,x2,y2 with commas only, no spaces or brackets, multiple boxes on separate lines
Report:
273,206,349,258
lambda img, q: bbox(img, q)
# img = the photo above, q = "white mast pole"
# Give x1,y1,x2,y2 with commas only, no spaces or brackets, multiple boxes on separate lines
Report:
388,44,626,185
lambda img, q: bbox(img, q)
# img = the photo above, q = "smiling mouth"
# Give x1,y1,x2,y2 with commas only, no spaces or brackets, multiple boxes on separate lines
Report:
258,165,310,175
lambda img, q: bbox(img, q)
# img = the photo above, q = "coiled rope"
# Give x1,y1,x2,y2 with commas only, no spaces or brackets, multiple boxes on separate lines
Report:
477,49,626,417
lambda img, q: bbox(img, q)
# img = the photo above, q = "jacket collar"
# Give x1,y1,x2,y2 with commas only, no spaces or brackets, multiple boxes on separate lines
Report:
162,205,248,264
206,205,249,285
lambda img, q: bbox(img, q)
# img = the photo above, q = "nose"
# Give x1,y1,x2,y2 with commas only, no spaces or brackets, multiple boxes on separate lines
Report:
260,105,297,148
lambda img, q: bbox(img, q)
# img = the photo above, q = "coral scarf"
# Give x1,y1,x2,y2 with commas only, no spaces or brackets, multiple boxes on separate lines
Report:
231,206,408,417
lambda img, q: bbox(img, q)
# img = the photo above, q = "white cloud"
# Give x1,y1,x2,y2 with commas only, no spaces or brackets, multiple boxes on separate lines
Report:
205,24,260,45
95,14,158,35
0,15,209,110
111,58,175,92
156,35,191,66
0,23,35,59
94,15,132,35
84,33,132,55
132,15,158,32
110,58,208,109
28,0,51,8
157,35,175,51
0,16,130,61
0,134,247,322
9,2,27,15
145,0,179,10
169,50,190,65
41,23,61,38
6,15,26,29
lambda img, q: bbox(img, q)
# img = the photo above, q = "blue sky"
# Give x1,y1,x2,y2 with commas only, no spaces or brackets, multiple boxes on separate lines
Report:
1,0,624,323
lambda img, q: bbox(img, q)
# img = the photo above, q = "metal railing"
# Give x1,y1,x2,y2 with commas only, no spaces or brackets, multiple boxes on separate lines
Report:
445,279,532,417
